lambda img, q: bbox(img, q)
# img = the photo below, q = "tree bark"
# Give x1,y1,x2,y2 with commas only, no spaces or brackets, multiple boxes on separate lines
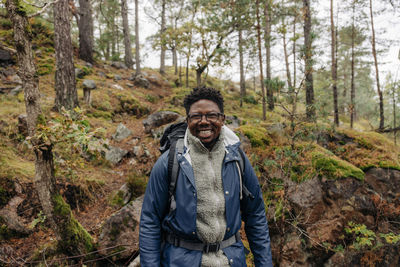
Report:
172,46,178,75
303,0,315,121
256,0,267,120
330,0,339,126
134,0,141,75
350,2,356,128
121,0,134,68
78,0,94,63
264,0,274,110
281,2,292,91
6,0,92,256
239,27,246,107
54,0,78,111
160,0,166,75
369,0,384,130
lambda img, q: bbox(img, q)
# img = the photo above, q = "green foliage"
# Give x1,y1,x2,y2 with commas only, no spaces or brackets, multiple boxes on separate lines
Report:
116,93,151,117
145,94,157,103
380,233,400,244
345,222,376,250
312,151,364,180
37,63,53,76
29,211,47,229
243,95,258,105
126,173,147,199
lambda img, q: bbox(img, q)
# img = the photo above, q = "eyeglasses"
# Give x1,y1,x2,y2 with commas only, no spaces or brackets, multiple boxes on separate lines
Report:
187,112,224,123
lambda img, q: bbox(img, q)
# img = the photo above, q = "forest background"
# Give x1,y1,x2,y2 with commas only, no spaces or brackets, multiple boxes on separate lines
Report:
1,0,400,266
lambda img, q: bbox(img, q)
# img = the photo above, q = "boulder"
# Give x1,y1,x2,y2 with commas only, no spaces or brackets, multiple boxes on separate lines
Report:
9,85,22,96
142,111,181,134
132,74,150,89
112,84,124,91
75,68,85,79
114,74,122,81
111,61,127,69
105,146,128,164
112,123,132,142
98,195,143,261
225,115,240,130
82,79,96,90
0,48,13,66
98,71,107,78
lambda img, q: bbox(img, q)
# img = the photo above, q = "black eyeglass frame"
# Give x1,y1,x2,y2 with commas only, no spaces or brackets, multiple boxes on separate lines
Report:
186,112,225,122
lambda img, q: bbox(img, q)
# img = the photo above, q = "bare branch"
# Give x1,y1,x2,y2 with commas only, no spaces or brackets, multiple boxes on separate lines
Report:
28,0,62,18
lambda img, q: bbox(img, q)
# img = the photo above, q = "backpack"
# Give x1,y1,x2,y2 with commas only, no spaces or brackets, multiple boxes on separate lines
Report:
159,122,254,213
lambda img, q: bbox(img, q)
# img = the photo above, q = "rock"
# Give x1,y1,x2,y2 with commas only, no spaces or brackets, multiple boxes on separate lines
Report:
105,146,128,164
142,111,181,134
98,71,107,78
98,195,143,261
126,82,134,88
132,74,150,89
365,168,400,201
82,79,96,90
112,123,132,142
17,114,28,137
75,68,85,79
266,123,285,136
288,178,323,209
114,74,122,81
225,115,240,130
0,196,32,238
0,48,13,66
8,74,22,84
9,85,22,96
132,146,141,157
280,233,309,266
111,61,127,69
85,62,93,68
112,84,124,91
128,255,140,267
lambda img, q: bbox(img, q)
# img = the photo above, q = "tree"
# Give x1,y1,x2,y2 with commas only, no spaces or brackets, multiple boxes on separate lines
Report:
160,0,166,74
264,0,274,110
135,0,141,75
256,0,267,120
5,0,93,256
369,0,384,130
54,0,78,111
121,0,134,68
330,0,339,126
77,0,94,63
302,0,315,121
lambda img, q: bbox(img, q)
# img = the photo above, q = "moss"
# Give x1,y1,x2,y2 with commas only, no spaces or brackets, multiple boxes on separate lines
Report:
37,63,53,76
116,93,150,118
52,194,94,255
312,151,364,181
237,125,271,148
126,174,147,199
111,190,125,207
87,110,112,120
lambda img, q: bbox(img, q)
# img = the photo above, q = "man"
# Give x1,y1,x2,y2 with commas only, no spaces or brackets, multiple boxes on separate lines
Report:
139,87,273,266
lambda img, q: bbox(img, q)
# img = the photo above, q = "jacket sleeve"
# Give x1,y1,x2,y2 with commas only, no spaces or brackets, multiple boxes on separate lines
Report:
240,153,273,267
139,152,169,267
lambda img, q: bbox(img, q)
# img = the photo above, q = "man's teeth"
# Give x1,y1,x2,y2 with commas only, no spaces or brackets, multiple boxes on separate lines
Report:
199,130,212,135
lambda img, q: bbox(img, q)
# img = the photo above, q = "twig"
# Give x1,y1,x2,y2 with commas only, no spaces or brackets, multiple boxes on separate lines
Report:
28,0,62,18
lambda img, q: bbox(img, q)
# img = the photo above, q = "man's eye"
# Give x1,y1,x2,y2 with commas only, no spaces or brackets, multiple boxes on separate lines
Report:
191,115,202,120
207,114,218,119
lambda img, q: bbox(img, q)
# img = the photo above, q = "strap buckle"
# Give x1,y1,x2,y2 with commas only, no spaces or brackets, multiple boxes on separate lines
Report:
203,242,220,253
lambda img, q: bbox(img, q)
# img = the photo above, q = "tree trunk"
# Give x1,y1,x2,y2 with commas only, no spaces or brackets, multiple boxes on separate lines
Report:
239,27,246,107
172,46,178,75
54,0,78,111
281,4,292,91
330,0,339,126
264,0,274,110
160,0,166,75
5,0,93,256
135,0,141,75
256,0,267,120
121,0,134,68
186,54,190,88
350,2,356,129
293,16,297,89
78,0,94,63
303,0,315,121
369,0,384,130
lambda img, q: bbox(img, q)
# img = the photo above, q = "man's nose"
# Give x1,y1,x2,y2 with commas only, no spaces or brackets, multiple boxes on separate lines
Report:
199,115,209,123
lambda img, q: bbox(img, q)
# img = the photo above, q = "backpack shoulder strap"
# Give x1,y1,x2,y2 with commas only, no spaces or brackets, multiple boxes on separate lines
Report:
237,148,255,200
167,138,184,212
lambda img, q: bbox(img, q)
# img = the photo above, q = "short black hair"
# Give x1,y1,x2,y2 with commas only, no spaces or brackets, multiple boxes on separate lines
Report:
183,87,224,115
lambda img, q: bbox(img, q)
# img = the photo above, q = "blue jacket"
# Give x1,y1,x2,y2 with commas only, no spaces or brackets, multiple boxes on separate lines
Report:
139,126,273,266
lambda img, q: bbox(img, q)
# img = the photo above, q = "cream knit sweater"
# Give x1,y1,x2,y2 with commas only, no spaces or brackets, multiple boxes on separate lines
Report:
187,129,230,267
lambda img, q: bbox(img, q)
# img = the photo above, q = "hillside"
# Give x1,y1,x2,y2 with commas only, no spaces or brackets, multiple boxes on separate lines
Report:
1,17,400,267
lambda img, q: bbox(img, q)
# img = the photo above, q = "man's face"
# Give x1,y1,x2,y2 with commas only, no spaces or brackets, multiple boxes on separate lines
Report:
187,99,225,149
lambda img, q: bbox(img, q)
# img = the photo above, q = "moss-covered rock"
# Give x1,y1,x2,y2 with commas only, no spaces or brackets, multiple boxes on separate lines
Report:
312,151,364,181
237,125,271,148
115,93,150,118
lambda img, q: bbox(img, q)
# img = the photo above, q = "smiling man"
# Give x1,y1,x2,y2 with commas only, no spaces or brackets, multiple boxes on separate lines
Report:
139,87,273,267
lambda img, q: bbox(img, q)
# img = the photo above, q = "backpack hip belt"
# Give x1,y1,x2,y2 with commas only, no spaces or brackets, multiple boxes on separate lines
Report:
165,231,240,253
